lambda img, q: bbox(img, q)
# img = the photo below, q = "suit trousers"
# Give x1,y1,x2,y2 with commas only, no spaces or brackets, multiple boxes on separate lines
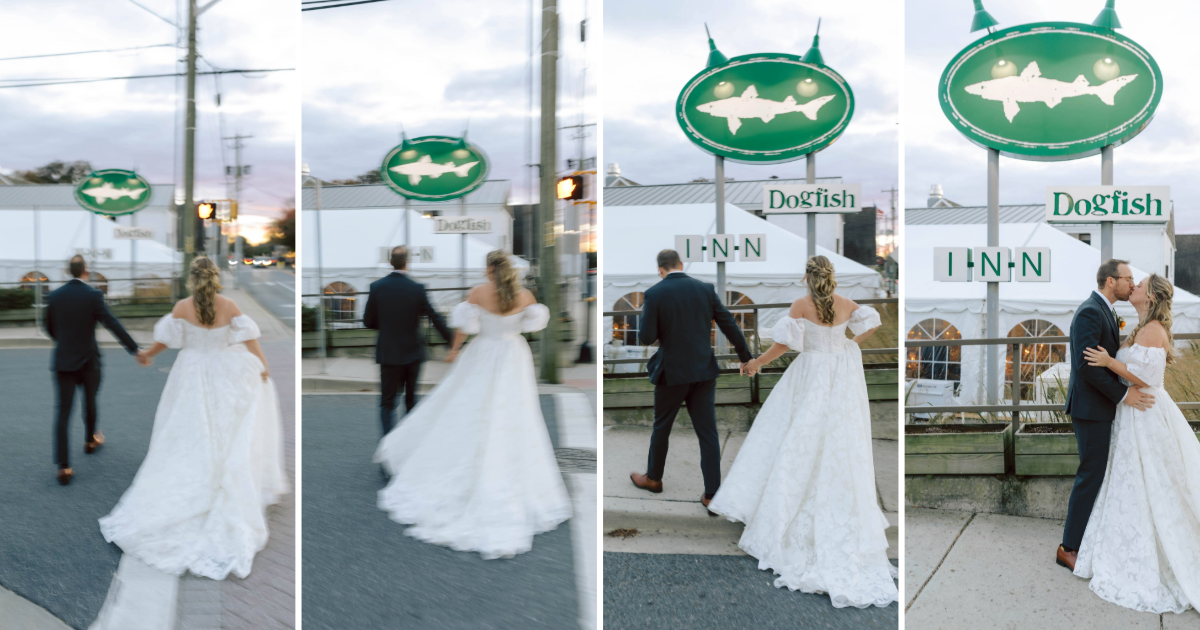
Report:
646,378,721,496
380,362,421,435
55,359,101,468
1062,417,1113,550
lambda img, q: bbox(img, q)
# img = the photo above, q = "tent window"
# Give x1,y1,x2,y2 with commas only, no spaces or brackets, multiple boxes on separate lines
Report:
1005,319,1066,401
906,318,962,382
323,282,357,322
19,271,50,296
712,291,756,349
611,292,644,346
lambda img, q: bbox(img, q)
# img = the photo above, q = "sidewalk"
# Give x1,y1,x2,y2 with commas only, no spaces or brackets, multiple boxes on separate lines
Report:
302,352,597,393
906,508,1200,629
602,405,899,559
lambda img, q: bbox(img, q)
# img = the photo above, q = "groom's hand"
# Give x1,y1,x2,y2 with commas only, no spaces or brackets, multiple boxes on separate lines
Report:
136,350,153,367
1123,386,1154,411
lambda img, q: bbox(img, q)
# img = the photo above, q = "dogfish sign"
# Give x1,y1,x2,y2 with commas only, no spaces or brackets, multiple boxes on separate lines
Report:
762,183,862,214
934,247,1051,282
1045,186,1170,224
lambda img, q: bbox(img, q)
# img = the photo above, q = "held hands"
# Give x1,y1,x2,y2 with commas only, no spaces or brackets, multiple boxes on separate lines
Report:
260,368,270,382
1123,386,1155,411
1083,346,1112,368
740,358,761,377
444,349,460,363
135,350,153,367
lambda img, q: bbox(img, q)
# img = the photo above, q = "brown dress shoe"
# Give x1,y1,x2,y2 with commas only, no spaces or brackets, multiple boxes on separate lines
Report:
630,473,663,493
1056,545,1077,571
57,468,74,486
85,432,104,454
700,494,717,517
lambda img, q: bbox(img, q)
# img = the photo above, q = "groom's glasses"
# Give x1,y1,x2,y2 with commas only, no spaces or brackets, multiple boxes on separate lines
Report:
1116,275,1134,283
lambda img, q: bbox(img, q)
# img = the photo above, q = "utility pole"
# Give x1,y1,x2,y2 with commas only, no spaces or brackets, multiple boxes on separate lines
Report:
882,186,899,257
538,0,560,383
225,133,252,285
181,0,199,292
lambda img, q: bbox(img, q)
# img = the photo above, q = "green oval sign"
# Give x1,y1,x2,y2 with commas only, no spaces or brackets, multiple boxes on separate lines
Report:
381,135,489,201
676,53,854,164
940,22,1163,161
74,169,152,216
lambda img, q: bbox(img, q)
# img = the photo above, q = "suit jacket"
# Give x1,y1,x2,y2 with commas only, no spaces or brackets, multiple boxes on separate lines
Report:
363,272,453,366
639,273,753,387
44,279,139,372
1065,291,1127,422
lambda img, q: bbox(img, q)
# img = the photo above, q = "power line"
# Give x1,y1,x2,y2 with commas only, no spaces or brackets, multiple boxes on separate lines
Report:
125,0,179,28
0,43,175,62
302,0,392,10
0,68,294,89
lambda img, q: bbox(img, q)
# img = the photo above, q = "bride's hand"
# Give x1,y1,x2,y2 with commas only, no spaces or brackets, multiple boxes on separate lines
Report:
445,349,460,363
260,368,270,382
1083,346,1111,367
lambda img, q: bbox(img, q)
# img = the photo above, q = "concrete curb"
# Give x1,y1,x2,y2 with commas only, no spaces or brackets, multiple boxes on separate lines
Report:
0,585,72,630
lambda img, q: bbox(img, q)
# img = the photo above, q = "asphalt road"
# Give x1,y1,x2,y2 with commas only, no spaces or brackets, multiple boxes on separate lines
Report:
236,266,295,328
603,554,899,630
301,394,579,630
0,341,294,630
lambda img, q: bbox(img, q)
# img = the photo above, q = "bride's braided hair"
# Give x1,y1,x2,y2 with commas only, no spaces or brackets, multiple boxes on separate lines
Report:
1128,273,1175,364
187,256,222,326
487,250,520,314
806,255,837,325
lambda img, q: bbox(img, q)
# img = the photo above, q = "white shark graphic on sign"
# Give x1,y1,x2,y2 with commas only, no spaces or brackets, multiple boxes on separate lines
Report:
78,182,148,203
964,61,1138,123
695,85,836,135
388,155,480,186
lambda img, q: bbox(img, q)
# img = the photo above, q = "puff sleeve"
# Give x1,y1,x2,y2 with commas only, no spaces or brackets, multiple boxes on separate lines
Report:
521,303,551,333
848,306,882,336
229,314,262,343
769,317,805,353
450,302,482,335
1121,344,1167,388
153,315,184,348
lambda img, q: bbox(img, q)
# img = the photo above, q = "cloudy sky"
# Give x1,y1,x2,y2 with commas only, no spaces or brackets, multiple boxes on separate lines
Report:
907,0,1200,233
604,0,900,211
302,0,598,204
0,0,296,243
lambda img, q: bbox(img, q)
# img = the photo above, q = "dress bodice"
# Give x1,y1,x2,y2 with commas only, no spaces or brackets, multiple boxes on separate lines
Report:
769,305,881,354
1116,344,1167,389
154,314,261,355
450,302,550,339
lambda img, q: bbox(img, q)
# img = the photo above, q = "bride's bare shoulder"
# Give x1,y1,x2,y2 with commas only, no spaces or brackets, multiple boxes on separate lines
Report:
172,298,192,317
788,296,812,319
1136,320,1169,348
215,295,242,317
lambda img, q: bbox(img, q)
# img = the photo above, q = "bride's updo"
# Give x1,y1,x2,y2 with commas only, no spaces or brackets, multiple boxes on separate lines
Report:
188,256,222,326
487,250,520,314
806,255,837,325
1129,273,1175,364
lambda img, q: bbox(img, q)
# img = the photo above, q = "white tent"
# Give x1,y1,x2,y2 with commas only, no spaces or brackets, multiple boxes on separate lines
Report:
603,202,884,333
907,222,1200,404
0,210,181,296
300,207,528,313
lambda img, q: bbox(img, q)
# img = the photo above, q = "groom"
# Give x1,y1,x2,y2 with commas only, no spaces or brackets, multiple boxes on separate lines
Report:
44,255,145,485
630,249,753,514
364,245,453,436
1058,258,1154,570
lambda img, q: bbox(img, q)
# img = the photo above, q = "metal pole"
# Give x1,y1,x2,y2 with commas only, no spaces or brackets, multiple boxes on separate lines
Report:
404,197,411,247
34,207,42,331
1100,145,1114,261
538,0,560,383
313,176,327,374
180,0,199,292
714,155,727,355
461,196,468,301
1010,341,1021,473
131,212,137,299
986,148,1000,405
806,152,816,259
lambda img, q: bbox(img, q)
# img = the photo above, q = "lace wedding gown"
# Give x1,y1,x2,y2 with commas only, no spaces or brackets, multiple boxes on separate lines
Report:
708,305,898,609
374,302,572,559
1074,344,1200,614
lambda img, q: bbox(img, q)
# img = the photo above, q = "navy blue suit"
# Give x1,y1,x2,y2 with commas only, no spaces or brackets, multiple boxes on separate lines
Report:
1062,291,1127,550
639,273,752,496
363,272,453,434
44,278,140,468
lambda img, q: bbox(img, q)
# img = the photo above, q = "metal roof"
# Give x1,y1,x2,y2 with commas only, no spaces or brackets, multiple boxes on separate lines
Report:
904,204,1048,225
301,180,510,210
603,176,841,211
0,183,176,210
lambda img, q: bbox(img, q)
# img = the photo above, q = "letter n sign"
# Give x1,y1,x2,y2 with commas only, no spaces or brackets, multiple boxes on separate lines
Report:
976,247,1011,282
1014,248,1050,282
708,234,734,262
934,247,972,282
675,235,704,262
740,234,766,261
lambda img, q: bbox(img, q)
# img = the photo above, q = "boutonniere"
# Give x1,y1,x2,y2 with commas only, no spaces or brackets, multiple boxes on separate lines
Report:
1116,313,1126,330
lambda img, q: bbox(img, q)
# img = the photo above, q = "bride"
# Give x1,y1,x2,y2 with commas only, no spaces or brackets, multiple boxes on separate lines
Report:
91,257,288,629
708,255,898,609
374,250,571,559
1074,273,1200,614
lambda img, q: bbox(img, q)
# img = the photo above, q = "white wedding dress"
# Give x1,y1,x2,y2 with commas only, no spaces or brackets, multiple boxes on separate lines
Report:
708,305,898,609
374,302,572,559
91,314,289,629
1074,344,1200,614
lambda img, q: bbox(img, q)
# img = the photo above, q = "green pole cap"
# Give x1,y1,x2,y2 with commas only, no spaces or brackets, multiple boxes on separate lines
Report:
704,23,728,68
970,0,1000,33
1092,0,1122,29
801,19,824,66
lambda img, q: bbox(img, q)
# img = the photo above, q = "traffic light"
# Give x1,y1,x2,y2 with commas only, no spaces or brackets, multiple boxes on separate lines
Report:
557,175,585,200
197,201,217,220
